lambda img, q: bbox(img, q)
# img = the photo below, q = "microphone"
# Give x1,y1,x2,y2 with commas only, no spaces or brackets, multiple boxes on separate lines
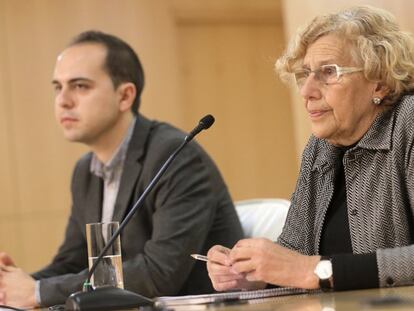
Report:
185,114,215,142
65,114,215,311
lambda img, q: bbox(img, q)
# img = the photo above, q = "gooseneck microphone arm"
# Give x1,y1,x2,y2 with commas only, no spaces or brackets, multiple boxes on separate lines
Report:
66,114,215,311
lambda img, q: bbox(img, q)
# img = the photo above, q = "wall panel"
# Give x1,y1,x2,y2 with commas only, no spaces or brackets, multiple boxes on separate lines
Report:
0,0,23,262
174,3,297,200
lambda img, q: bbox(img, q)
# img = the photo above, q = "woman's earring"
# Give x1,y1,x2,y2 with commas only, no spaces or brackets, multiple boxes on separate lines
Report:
372,97,382,105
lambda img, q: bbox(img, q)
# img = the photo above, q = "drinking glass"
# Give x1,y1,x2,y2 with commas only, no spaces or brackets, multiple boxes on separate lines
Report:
86,221,124,289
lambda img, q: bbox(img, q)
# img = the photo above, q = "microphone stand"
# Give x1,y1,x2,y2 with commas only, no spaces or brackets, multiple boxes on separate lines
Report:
65,115,214,311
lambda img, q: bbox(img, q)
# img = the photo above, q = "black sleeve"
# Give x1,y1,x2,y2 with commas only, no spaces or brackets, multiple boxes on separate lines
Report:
331,253,379,290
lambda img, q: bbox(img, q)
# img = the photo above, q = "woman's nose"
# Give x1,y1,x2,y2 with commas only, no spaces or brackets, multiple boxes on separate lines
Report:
299,73,322,101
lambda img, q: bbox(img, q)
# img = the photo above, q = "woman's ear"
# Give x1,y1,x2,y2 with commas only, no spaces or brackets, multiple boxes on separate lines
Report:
373,82,390,99
117,82,136,112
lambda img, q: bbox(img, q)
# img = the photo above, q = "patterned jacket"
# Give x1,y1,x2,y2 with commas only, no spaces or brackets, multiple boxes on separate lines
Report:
278,94,414,288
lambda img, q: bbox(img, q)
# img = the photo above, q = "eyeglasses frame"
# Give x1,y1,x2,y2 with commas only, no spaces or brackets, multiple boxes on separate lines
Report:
294,64,363,88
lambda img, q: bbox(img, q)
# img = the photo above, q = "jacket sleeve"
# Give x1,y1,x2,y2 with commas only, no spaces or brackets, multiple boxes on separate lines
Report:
376,132,414,288
31,159,90,306
120,141,227,297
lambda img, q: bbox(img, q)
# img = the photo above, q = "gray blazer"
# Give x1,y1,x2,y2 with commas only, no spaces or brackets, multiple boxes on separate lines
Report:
278,94,414,289
33,115,243,306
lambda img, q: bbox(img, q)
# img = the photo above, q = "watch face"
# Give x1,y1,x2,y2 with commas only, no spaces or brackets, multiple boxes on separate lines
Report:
315,260,333,280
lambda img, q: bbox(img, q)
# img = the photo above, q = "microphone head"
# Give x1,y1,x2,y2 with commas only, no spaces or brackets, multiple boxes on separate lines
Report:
200,114,215,129
185,114,215,142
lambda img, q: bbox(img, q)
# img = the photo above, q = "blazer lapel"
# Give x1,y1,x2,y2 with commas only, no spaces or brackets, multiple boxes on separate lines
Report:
112,115,153,222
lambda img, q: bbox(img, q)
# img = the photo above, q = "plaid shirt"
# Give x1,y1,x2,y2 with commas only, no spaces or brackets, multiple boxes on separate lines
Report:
278,94,414,288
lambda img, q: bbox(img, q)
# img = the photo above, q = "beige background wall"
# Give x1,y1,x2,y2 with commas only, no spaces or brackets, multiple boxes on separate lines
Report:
0,0,413,272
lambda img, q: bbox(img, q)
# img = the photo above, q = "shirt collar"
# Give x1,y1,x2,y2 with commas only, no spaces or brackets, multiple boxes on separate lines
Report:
90,118,136,181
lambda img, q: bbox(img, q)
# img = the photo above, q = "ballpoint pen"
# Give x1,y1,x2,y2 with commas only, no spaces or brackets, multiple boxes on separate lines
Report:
191,254,208,262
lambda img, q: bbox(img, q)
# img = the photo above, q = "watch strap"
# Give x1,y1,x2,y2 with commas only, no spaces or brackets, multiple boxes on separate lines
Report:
319,256,333,291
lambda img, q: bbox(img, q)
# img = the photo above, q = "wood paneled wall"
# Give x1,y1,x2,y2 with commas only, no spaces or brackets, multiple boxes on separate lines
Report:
172,0,297,200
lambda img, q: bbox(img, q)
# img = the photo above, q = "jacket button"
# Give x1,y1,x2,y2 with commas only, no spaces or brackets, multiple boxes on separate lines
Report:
386,277,395,286
350,209,358,216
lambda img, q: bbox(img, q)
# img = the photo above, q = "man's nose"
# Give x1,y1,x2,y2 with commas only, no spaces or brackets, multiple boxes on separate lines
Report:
55,88,74,109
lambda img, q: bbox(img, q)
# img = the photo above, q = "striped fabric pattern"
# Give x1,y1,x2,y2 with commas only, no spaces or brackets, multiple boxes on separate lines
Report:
277,94,414,288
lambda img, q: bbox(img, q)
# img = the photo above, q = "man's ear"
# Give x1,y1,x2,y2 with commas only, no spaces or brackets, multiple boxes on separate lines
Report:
117,82,136,112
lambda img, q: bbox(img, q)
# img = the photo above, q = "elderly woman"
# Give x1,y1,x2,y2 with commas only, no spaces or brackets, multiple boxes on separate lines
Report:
207,5,414,292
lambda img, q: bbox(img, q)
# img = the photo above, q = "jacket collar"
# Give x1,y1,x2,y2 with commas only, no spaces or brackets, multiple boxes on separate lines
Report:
356,107,394,151
112,114,153,222
312,102,397,172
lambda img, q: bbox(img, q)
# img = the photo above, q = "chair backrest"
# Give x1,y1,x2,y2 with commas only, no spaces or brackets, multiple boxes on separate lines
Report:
235,198,290,241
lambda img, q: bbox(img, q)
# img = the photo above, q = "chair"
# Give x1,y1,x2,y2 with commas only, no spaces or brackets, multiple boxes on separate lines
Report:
235,198,290,240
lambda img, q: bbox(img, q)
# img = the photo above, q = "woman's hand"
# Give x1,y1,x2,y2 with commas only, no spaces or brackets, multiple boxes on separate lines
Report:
207,245,265,291
229,238,321,289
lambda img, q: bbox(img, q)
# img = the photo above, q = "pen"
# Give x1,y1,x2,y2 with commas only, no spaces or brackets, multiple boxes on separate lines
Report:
191,254,208,262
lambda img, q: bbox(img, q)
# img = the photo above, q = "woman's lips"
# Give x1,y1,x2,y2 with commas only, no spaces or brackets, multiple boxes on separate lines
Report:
308,109,329,119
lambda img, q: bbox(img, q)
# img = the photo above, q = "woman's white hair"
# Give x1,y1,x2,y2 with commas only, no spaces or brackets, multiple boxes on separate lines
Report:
276,5,414,105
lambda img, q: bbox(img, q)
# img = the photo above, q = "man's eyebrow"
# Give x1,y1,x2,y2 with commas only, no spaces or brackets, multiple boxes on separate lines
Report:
51,77,94,85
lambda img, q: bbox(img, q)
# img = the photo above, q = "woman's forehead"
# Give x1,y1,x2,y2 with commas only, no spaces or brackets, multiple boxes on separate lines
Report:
303,35,353,67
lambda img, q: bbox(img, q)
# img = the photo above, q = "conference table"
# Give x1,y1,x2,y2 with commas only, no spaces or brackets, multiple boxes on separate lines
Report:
34,286,414,310
160,286,414,311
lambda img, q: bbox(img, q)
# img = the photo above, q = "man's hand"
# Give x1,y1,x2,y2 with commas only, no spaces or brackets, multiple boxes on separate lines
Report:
206,245,266,291
0,265,38,308
0,253,16,267
229,238,321,289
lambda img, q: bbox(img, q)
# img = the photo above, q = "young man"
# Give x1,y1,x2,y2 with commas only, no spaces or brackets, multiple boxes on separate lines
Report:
0,31,243,308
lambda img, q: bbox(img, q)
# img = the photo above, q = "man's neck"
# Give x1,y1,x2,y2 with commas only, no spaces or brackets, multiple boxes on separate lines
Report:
90,113,134,163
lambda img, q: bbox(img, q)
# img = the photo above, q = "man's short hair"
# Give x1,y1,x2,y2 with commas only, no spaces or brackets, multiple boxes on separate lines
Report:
69,30,145,115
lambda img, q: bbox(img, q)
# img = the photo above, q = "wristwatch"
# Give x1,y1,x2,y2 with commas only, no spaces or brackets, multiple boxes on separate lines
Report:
314,256,333,291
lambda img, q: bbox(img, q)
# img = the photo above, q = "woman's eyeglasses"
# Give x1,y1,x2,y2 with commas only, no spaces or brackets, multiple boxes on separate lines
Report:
293,64,363,88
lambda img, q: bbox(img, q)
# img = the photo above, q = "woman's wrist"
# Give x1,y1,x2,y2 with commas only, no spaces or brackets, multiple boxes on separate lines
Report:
302,255,322,289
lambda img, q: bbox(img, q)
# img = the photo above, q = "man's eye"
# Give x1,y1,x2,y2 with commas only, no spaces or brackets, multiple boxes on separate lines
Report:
75,84,88,89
